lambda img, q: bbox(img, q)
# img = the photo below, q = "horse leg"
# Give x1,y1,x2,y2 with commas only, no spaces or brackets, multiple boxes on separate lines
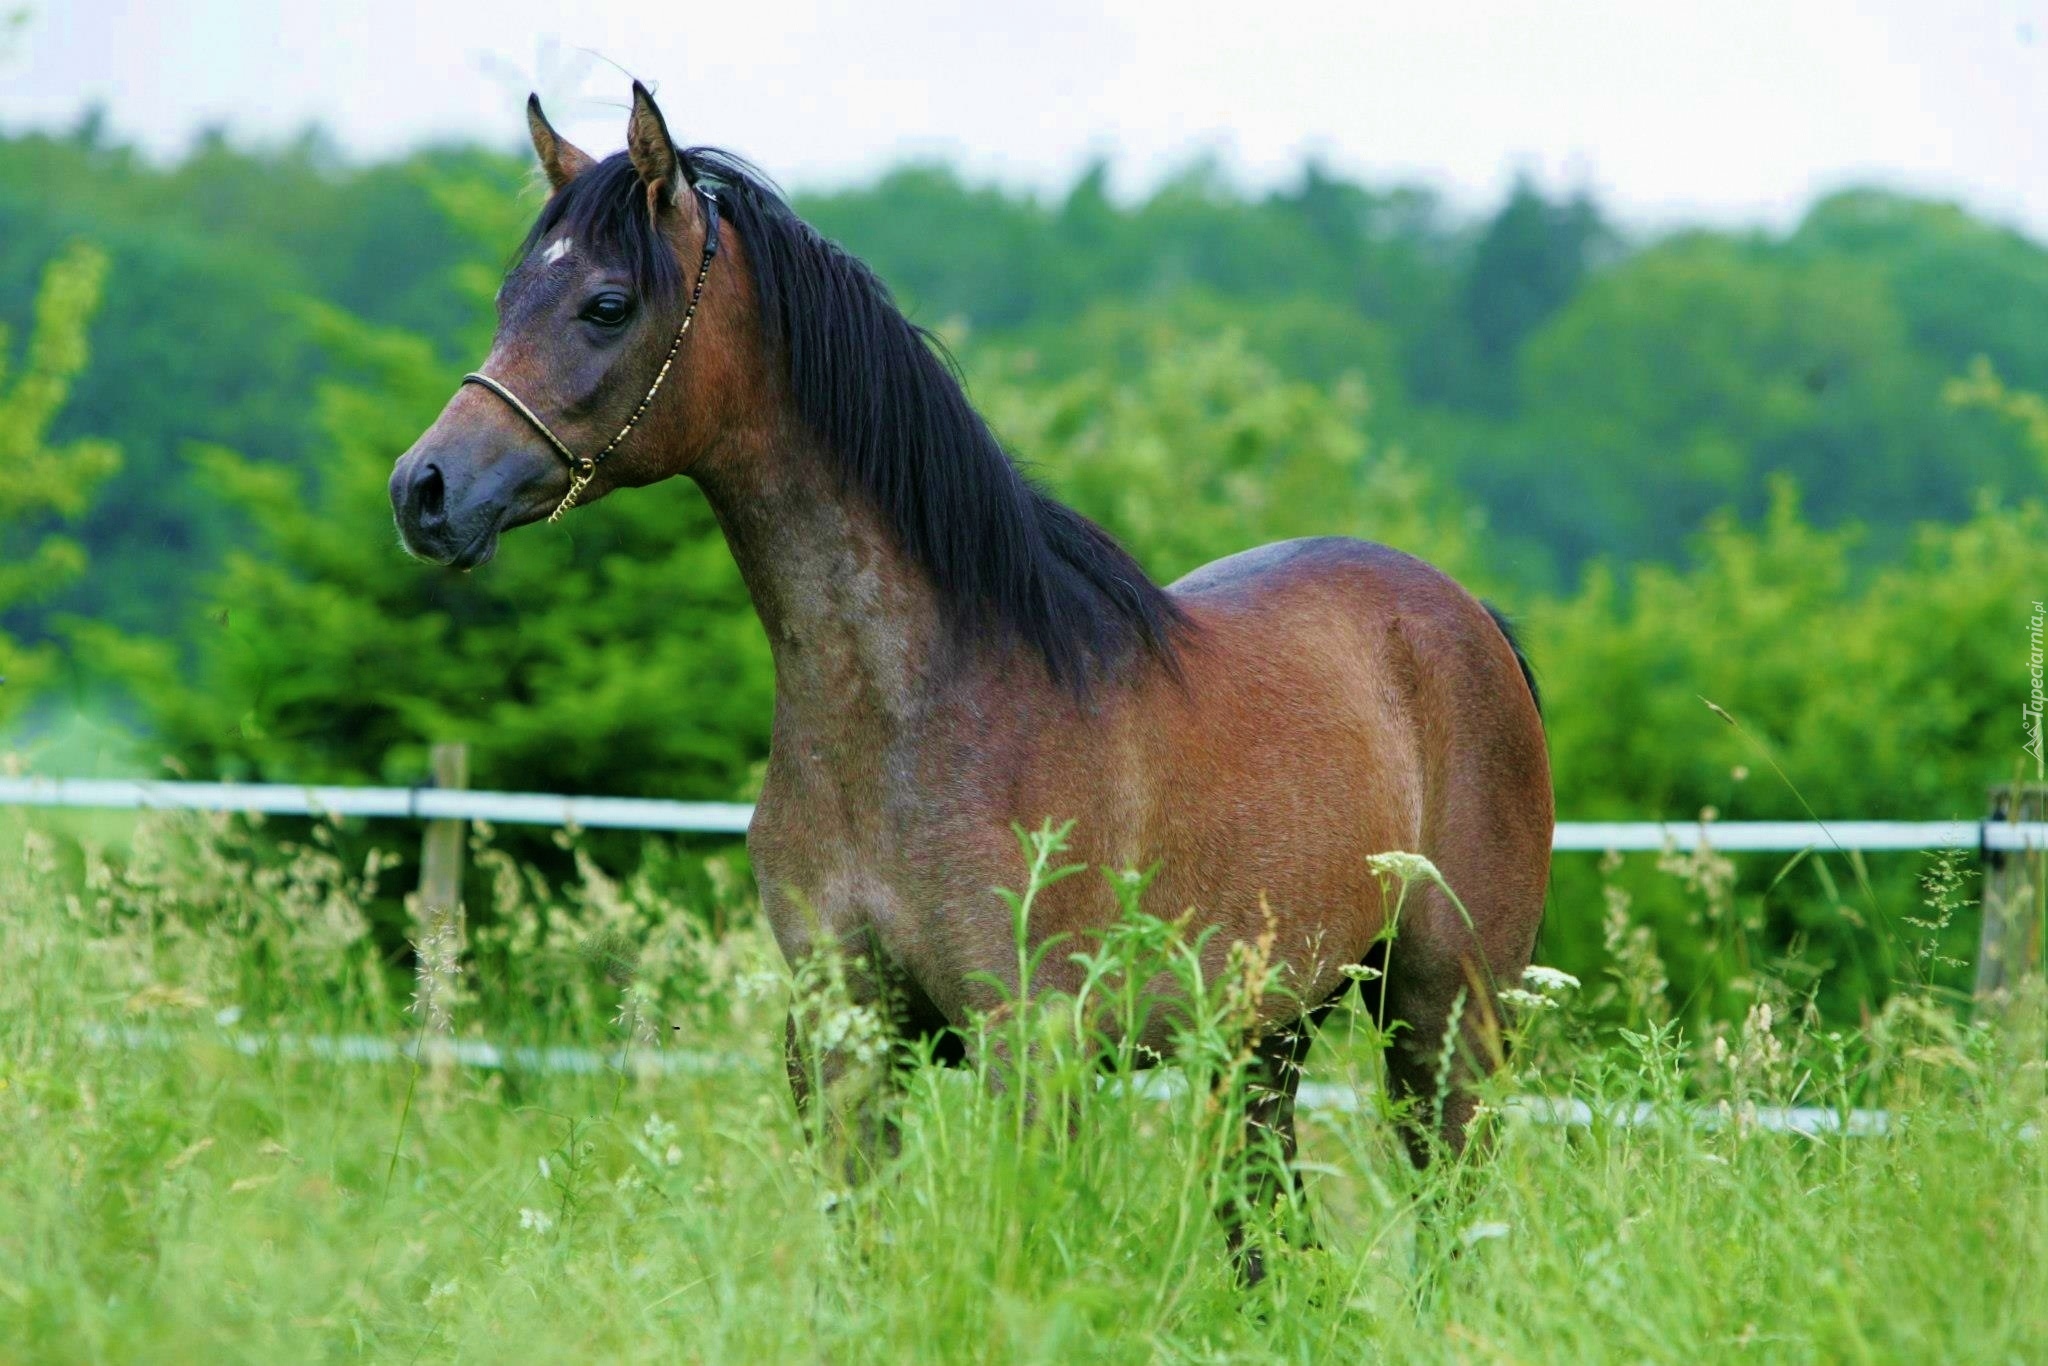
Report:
1223,1017,1319,1286
1377,868,1530,1169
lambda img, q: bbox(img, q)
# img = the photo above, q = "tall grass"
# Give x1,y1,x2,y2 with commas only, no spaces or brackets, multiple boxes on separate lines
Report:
0,811,2041,1362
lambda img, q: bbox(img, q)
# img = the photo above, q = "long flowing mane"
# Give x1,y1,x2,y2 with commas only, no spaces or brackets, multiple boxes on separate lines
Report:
518,149,1185,688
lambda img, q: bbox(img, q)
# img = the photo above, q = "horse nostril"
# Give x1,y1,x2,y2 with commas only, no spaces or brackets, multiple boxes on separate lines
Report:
415,463,446,524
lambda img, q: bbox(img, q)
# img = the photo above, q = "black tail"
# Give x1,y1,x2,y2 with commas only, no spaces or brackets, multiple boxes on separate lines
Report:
1482,601,1541,717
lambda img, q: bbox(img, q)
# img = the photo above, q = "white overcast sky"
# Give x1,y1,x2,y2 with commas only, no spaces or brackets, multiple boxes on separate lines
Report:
7,1,2048,235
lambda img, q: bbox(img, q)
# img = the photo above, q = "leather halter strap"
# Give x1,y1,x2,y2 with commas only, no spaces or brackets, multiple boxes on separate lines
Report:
461,183,722,523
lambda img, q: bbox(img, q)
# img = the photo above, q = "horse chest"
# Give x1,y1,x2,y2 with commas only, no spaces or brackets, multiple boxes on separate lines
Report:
746,764,971,986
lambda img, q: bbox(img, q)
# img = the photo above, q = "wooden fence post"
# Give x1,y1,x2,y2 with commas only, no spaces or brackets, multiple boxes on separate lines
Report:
1975,781,2047,1011
413,741,468,958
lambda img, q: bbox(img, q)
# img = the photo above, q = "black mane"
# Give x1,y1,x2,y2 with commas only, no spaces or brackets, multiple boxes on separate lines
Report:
518,149,1185,688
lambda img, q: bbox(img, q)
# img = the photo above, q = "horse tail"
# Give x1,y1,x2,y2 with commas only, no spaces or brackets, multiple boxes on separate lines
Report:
1481,601,1541,718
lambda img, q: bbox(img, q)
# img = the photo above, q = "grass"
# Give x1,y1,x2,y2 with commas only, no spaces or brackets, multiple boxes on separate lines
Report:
0,814,2043,1363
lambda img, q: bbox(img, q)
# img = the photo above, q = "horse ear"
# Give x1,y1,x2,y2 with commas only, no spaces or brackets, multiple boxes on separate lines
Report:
526,94,595,192
626,80,688,214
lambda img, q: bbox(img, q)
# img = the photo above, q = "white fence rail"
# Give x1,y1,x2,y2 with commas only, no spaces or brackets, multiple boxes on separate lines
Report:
1,775,2043,852
0,776,755,834
81,1022,1911,1135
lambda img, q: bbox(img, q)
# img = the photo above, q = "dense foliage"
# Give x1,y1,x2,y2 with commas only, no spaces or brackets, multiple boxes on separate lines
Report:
7,121,2046,629
0,240,116,725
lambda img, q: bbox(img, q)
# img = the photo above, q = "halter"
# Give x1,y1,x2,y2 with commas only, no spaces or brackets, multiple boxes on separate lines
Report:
460,184,722,523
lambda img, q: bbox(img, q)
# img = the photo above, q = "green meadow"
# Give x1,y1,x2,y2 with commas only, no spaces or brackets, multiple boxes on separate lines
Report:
2,813,2041,1364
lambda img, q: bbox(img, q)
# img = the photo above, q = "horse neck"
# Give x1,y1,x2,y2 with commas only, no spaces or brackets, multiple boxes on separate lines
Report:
697,425,956,752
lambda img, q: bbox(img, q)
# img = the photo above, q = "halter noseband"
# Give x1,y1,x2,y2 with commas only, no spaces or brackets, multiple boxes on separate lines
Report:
460,184,722,523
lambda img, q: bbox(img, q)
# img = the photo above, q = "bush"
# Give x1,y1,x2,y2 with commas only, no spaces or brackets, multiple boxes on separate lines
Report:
0,241,118,724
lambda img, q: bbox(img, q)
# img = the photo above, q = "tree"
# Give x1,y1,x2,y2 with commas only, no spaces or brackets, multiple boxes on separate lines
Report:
1455,176,1612,412
976,328,1473,588
1499,236,1951,569
1792,189,2048,392
0,241,117,725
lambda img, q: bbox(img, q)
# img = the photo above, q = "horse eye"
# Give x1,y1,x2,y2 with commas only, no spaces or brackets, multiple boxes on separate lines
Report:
581,292,632,327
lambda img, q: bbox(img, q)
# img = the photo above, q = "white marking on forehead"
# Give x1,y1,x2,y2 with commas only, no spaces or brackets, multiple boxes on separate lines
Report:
540,237,574,266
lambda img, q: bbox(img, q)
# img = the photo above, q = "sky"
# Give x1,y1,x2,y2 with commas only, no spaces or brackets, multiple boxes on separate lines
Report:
7,0,2048,236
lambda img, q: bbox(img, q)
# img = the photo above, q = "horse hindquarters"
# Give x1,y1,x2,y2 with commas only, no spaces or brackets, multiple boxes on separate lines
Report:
1377,607,1552,1167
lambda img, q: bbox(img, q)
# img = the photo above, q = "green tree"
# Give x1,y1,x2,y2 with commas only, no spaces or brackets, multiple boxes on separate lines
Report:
1497,236,1956,568
1792,189,2048,392
1455,176,1613,412
0,124,524,637
978,328,1473,587
0,241,117,723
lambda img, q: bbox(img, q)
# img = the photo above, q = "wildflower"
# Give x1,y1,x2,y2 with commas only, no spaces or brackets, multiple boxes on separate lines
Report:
1499,987,1555,1012
732,966,786,1001
1339,962,1383,982
1521,965,1581,994
807,998,887,1066
518,1207,554,1234
423,1279,461,1313
1366,851,1442,885
1460,1221,1511,1248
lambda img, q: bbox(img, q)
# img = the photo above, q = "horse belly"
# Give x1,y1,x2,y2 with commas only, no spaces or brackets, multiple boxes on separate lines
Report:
1137,593,1426,1016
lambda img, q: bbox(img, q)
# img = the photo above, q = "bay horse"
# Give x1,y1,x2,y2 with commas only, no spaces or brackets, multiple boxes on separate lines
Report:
390,84,1552,1281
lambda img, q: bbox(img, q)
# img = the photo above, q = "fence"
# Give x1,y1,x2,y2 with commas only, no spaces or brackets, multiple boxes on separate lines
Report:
4,773,2043,848
74,1021,1915,1135
3,768,2044,997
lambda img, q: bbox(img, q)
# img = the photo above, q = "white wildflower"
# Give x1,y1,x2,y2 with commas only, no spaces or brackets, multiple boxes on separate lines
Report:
732,966,786,1002
1366,851,1442,886
642,1113,679,1149
1339,962,1383,982
1521,965,1581,994
1460,1221,1511,1248
1499,987,1555,1012
518,1207,554,1234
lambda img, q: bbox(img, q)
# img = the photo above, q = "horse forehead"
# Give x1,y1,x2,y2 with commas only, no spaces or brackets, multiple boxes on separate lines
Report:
496,239,580,314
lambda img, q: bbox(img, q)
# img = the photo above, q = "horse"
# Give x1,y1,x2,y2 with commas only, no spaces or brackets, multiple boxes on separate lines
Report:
390,83,1553,1282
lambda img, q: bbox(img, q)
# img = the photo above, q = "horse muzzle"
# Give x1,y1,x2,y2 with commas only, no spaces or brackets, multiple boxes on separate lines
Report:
390,398,569,569
390,447,500,568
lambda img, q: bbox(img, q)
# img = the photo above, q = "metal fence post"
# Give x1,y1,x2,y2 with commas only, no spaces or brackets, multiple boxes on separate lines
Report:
1975,781,2047,1011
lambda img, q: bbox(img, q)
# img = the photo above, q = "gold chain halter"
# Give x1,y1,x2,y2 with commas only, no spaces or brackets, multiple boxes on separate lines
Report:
460,184,722,523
